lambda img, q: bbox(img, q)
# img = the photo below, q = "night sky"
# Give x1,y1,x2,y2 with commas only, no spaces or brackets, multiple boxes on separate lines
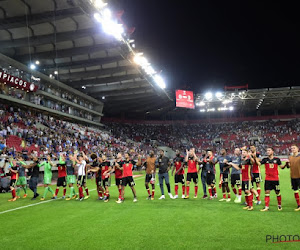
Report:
113,0,299,93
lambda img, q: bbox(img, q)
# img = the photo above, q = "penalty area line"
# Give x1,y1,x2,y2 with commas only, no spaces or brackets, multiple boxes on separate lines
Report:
0,175,145,215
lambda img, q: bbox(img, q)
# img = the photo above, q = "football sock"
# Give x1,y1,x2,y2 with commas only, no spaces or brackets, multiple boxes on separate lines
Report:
294,192,300,206
187,186,190,196
175,185,178,195
85,188,89,196
182,186,185,195
265,194,270,207
63,188,66,196
48,187,54,195
276,193,281,206
195,186,198,196
55,188,59,196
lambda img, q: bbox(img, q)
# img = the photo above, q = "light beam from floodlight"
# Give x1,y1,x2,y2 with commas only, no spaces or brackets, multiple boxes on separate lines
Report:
154,75,166,89
216,92,222,98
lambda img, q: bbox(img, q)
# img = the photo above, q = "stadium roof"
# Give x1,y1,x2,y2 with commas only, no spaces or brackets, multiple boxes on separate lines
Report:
0,0,172,116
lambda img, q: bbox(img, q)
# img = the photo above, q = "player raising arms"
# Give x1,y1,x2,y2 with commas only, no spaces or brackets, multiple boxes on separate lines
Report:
216,149,231,202
65,154,77,200
172,150,186,199
225,148,242,203
184,148,200,199
99,155,112,202
8,158,19,202
260,147,285,212
144,150,156,200
113,153,124,201
249,145,262,203
203,150,217,200
54,153,67,199
285,144,300,211
39,155,56,201
15,156,28,199
116,152,141,203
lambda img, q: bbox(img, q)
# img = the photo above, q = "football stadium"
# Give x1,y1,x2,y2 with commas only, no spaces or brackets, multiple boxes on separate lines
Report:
0,0,300,249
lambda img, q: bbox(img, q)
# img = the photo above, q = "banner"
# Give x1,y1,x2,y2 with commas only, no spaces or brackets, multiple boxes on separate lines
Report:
175,90,195,109
0,70,38,92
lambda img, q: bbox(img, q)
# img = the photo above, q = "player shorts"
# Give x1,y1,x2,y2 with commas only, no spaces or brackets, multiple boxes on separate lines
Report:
206,173,215,185
221,173,229,185
242,180,253,191
187,172,198,183
145,174,152,183
77,175,86,186
10,179,17,188
115,178,122,186
291,178,300,191
265,180,280,191
122,176,135,187
231,174,241,186
67,175,76,184
175,174,185,184
251,173,262,184
57,177,67,187
102,178,110,187
44,175,52,185
16,176,27,186
96,176,102,187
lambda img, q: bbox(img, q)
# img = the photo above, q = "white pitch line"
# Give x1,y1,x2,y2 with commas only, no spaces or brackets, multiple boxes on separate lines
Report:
0,176,145,215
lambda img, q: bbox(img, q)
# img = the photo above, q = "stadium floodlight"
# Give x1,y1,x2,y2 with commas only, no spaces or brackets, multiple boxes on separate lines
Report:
94,13,102,22
154,74,166,89
200,109,206,112
215,92,223,98
54,70,58,75
30,64,36,70
82,86,86,89
102,96,105,100
93,0,107,9
222,99,232,105
35,60,40,65
229,106,234,111
144,65,156,75
205,92,213,100
133,54,148,66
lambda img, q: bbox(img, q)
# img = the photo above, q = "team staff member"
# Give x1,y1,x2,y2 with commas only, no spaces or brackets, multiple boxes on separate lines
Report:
144,150,156,200
285,144,300,211
22,155,40,200
199,150,208,199
172,150,185,199
156,150,174,200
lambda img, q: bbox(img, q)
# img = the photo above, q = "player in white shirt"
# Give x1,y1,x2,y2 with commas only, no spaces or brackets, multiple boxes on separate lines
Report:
75,153,89,201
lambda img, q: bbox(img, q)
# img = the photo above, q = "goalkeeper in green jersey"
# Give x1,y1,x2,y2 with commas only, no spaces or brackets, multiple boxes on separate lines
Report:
39,155,55,201
16,156,28,198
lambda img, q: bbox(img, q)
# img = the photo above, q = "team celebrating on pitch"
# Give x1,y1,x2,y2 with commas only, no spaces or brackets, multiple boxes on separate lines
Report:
4,144,300,212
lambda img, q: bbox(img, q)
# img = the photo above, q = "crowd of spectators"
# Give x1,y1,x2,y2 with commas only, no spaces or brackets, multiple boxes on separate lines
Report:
106,119,300,156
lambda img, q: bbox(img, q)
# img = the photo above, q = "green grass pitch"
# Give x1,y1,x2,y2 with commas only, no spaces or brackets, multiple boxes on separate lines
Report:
1,164,300,250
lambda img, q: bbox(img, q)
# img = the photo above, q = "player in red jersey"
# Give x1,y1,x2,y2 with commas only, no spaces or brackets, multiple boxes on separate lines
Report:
116,153,141,203
87,153,105,200
172,150,186,199
232,149,256,211
250,145,262,202
112,153,124,201
184,148,199,199
99,155,112,202
8,159,19,202
260,147,285,211
54,153,67,199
